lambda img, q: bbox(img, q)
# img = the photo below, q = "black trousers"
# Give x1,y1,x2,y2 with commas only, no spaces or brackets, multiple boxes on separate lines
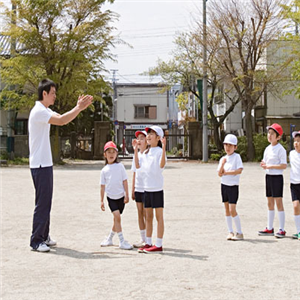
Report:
30,166,53,249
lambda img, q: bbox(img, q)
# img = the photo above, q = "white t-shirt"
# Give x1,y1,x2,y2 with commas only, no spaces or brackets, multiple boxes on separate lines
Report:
217,152,243,186
100,163,128,199
28,101,55,168
289,150,300,184
143,147,167,192
263,143,287,175
131,151,146,192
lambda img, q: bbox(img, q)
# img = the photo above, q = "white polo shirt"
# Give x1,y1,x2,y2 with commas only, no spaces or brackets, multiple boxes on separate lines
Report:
289,150,300,184
28,101,55,168
263,143,287,175
131,151,146,192
143,147,167,192
100,163,128,199
217,152,243,186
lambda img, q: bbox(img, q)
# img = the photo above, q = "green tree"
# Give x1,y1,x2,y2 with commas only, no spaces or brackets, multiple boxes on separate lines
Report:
281,0,300,98
0,0,118,161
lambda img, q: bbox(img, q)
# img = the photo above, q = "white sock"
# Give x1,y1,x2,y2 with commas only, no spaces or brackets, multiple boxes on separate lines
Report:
140,229,146,242
233,215,242,234
294,215,300,233
108,230,115,240
278,211,285,231
226,216,233,233
155,238,163,248
267,210,275,230
117,232,124,243
146,237,152,245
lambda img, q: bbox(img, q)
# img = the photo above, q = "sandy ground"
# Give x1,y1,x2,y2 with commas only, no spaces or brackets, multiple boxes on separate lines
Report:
0,160,299,300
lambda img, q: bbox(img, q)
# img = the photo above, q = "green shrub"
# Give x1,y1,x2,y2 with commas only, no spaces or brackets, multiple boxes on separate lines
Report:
236,136,248,162
210,153,221,161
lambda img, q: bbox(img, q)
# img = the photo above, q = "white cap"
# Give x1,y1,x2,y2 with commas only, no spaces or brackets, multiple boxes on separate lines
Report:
292,131,300,139
145,125,164,138
223,134,237,145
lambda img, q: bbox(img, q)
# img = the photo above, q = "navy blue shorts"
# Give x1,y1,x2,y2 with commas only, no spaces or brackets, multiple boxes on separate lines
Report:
107,197,125,214
134,191,145,203
144,190,164,208
266,175,283,198
221,184,239,204
290,183,300,201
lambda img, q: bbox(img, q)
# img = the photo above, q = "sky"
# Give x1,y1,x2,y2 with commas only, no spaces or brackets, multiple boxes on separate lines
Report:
102,0,201,83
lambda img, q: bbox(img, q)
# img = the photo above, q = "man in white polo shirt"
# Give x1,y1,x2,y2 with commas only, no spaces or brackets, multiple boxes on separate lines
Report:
29,79,93,252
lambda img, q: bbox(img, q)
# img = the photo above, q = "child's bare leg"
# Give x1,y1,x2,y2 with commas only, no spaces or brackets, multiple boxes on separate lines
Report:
112,210,122,233
155,208,164,239
136,202,146,230
294,200,300,215
145,208,153,240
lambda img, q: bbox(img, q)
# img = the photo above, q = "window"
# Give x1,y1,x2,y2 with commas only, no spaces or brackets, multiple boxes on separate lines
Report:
15,119,28,135
134,105,157,119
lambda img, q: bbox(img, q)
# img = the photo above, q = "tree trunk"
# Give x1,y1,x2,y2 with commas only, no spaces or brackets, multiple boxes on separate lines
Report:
51,126,61,164
244,107,255,161
213,122,223,151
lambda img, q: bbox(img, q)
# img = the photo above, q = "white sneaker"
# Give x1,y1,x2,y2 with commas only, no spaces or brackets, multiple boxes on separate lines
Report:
133,241,145,248
119,240,133,250
101,237,113,247
45,236,57,247
32,242,50,252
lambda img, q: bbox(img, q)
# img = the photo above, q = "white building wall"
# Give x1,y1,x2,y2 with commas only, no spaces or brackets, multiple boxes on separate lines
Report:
116,85,168,123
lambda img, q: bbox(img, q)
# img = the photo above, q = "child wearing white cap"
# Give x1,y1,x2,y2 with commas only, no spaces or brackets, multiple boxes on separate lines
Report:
100,141,133,250
217,134,244,240
131,130,148,248
133,125,167,253
290,131,300,240
259,123,287,238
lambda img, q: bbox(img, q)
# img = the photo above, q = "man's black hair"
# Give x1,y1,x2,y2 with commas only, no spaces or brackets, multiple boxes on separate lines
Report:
38,79,57,101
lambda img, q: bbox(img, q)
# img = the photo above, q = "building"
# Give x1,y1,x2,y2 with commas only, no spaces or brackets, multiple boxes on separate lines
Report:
114,83,172,152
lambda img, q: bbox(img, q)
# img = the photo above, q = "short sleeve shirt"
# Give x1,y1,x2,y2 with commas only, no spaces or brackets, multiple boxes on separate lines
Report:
28,101,54,168
100,163,128,199
263,143,287,175
289,150,300,184
217,152,243,186
131,152,146,192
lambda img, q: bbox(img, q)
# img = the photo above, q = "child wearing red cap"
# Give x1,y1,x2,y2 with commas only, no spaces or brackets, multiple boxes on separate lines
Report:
259,123,287,238
131,130,148,248
133,125,167,253
100,141,133,250
290,131,300,240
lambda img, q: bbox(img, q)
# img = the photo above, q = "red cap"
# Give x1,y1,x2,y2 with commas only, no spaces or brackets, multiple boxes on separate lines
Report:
135,130,147,138
267,123,283,136
104,141,118,152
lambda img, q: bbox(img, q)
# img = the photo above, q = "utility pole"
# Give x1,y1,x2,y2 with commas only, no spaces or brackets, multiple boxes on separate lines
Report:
202,0,208,162
110,69,118,143
7,2,17,160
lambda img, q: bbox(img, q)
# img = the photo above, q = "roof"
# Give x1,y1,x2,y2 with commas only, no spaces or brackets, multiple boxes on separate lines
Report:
0,34,30,56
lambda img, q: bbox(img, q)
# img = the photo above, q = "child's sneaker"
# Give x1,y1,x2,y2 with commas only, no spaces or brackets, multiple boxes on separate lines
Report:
231,233,244,241
101,237,113,247
133,241,145,248
258,228,274,236
119,240,133,250
227,232,234,240
138,244,152,253
143,245,163,253
275,229,286,238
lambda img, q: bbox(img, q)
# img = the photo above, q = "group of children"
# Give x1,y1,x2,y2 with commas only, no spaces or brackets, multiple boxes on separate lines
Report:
100,125,167,253
218,123,300,241
99,123,300,253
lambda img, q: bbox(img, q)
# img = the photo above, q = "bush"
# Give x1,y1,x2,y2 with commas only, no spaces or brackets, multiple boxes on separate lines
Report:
210,153,221,161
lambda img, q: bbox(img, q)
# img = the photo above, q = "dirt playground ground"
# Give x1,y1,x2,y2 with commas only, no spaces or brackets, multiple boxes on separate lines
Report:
1,160,299,300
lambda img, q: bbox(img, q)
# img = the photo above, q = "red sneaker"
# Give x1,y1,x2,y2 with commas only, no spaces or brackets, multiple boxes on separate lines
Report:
143,245,163,253
258,228,274,236
138,244,152,253
275,230,286,238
